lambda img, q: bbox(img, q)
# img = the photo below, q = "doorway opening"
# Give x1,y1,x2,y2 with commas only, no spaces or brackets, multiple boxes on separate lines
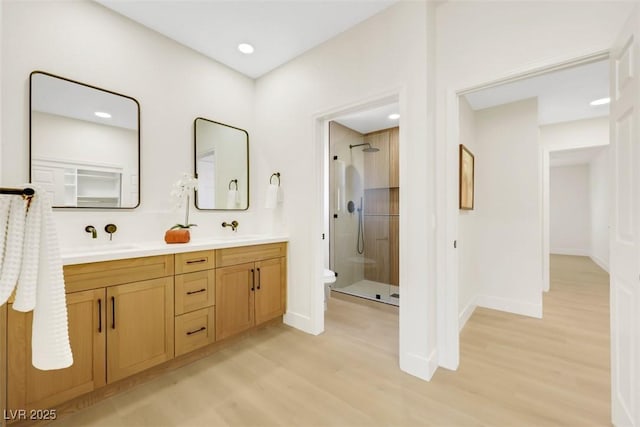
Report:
326,103,400,307
453,56,612,421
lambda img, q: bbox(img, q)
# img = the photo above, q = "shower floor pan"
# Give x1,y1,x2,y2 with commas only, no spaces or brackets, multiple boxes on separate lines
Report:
332,279,399,306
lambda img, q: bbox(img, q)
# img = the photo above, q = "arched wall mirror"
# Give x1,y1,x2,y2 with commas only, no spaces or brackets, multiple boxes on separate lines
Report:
29,71,140,208
194,117,249,210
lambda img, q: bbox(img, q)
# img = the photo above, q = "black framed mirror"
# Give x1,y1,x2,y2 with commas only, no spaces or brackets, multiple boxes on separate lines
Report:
194,117,249,210
29,71,140,208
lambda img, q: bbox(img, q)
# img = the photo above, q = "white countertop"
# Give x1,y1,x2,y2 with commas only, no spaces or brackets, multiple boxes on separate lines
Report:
61,234,289,265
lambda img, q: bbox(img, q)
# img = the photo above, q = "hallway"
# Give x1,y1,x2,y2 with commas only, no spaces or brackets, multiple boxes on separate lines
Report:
445,254,610,425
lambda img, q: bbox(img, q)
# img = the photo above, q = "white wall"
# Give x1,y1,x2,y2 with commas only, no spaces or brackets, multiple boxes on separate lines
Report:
474,98,543,318
590,148,610,271
436,1,632,369
550,165,591,255
1,0,259,250
541,117,609,151
255,1,438,380
457,97,478,329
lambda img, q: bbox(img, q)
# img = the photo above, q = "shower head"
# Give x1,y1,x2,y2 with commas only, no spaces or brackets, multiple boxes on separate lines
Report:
349,143,379,153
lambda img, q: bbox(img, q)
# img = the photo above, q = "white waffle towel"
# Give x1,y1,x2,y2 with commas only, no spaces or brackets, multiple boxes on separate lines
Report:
0,189,73,370
0,197,26,303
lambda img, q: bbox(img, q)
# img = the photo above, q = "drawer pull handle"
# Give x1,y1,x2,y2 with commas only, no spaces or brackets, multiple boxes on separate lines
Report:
251,269,255,291
98,298,102,333
257,267,261,290
186,288,206,295
186,259,207,264
186,326,206,336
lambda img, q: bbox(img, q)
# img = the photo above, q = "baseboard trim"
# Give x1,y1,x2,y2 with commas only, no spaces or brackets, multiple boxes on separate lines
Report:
400,348,438,381
476,295,542,319
459,300,477,331
590,254,609,273
550,248,590,256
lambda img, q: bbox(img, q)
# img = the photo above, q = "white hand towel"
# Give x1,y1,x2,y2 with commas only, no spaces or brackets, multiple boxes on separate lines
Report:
227,190,238,209
265,184,278,209
0,197,26,304
15,188,73,370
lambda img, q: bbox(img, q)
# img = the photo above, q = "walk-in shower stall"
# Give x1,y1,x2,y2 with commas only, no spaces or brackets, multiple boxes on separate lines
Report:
329,120,399,306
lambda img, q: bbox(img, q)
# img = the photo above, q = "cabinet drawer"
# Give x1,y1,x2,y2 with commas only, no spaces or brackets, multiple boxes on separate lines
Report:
175,270,215,315
216,243,286,267
64,255,174,293
175,307,215,357
175,250,215,274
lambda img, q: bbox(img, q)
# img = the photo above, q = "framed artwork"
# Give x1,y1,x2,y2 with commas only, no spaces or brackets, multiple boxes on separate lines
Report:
459,144,474,210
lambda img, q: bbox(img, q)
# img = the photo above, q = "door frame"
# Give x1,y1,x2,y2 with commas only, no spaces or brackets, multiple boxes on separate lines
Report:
313,87,431,374
443,50,610,370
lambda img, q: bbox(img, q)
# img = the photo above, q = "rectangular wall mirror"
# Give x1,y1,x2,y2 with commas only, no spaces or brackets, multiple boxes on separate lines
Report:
194,117,249,210
30,71,140,208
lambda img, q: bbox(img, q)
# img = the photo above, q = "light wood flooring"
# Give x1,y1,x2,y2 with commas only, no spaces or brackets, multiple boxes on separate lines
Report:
51,255,610,426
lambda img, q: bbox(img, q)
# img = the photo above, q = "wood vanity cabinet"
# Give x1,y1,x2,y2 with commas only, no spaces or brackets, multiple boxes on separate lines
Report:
215,243,286,340
6,255,174,411
4,243,286,419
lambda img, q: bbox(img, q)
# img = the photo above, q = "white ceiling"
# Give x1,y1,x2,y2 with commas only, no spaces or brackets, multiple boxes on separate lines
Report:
550,145,608,167
464,60,609,125
334,103,400,134
96,0,396,79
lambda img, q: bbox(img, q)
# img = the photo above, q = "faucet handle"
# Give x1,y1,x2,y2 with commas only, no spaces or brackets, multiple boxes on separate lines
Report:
104,224,117,241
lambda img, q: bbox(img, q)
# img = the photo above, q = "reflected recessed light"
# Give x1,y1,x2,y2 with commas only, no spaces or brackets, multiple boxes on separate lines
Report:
590,97,610,106
94,111,111,118
238,43,254,54
388,113,400,120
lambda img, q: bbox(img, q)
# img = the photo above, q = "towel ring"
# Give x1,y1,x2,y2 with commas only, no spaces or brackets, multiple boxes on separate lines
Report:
228,179,238,190
270,172,281,186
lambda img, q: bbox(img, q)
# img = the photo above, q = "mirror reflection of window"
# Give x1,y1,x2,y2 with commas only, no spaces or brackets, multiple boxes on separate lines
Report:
194,118,249,210
29,72,140,208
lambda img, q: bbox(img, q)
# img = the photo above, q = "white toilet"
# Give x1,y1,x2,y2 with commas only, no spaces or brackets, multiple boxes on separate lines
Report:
323,268,336,310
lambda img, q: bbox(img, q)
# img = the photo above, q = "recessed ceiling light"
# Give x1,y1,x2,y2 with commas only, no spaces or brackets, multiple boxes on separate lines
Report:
590,97,610,106
94,111,111,118
238,43,254,55
388,113,400,120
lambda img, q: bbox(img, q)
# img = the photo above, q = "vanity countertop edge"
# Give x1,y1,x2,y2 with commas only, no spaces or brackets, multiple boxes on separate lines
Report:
61,235,289,265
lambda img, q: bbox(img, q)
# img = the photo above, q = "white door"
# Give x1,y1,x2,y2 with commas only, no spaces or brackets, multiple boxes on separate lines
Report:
610,5,640,426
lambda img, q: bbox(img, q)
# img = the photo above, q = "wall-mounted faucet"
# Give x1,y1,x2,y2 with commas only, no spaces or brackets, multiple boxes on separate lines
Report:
222,220,239,232
104,224,117,241
85,225,97,239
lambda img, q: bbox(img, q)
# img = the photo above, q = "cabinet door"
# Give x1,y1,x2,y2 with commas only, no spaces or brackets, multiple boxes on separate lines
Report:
255,258,286,325
107,277,174,383
8,289,106,411
215,262,255,340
